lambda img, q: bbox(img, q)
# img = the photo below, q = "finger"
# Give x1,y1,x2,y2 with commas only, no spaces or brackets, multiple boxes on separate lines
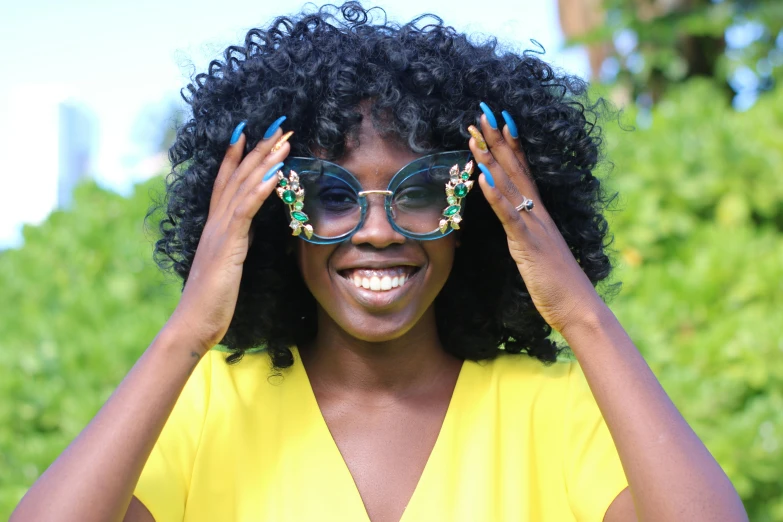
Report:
468,122,523,207
218,125,285,213
210,121,247,214
475,163,529,236
232,135,292,207
478,112,541,205
229,160,283,234
500,110,535,182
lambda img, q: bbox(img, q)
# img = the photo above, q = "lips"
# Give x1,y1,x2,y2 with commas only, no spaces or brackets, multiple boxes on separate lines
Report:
339,266,419,292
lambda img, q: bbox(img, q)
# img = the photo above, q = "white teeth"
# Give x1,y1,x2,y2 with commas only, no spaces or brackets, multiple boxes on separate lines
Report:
345,267,416,292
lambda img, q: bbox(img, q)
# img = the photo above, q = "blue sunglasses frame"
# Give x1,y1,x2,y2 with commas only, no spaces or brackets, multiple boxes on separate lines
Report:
281,150,474,244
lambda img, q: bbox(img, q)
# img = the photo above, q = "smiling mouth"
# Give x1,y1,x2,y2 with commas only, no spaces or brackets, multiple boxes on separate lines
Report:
339,266,420,292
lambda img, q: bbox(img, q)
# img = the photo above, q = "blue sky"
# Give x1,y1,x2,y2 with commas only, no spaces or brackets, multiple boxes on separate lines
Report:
0,0,587,248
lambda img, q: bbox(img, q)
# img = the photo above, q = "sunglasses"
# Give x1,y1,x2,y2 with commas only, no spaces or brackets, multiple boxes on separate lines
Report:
275,150,475,244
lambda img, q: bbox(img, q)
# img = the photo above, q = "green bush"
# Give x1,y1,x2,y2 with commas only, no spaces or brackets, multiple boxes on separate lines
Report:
0,78,780,519
0,180,180,516
605,79,783,520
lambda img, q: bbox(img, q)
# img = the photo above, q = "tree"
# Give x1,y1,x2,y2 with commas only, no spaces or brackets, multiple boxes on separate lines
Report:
559,0,783,105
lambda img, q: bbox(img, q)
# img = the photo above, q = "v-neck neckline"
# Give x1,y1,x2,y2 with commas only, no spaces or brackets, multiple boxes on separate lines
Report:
291,346,469,522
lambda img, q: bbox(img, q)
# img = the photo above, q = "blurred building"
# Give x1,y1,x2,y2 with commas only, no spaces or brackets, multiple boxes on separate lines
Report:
57,102,97,209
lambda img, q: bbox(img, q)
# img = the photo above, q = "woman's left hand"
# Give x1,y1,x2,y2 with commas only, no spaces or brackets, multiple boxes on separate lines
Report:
468,106,604,335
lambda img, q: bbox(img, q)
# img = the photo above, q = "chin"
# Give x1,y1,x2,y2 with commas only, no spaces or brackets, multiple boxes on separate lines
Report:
333,310,425,343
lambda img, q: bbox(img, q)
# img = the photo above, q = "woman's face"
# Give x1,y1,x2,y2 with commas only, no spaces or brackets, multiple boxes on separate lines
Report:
296,116,457,343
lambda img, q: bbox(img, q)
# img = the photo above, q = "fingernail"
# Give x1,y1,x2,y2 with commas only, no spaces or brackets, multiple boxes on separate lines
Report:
501,110,519,139
263,162,285,182
477,163,495,188
479,102,498,129
271,131,294,153
467,125,488,152
263,116,287,140
230,121,247,145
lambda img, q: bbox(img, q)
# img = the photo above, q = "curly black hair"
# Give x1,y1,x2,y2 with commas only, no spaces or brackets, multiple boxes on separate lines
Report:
148,2,617,369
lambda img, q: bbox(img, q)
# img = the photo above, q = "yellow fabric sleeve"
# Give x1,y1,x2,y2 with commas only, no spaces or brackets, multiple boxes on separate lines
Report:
133,350,213,522
564,361,629,521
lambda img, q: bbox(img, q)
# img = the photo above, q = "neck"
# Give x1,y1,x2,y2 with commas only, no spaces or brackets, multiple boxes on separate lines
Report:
299,306,462,400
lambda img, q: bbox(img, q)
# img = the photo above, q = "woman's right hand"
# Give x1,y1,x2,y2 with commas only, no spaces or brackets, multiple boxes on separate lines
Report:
167,121,292,354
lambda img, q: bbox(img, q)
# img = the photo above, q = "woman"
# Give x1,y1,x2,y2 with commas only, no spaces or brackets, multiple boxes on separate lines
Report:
11,3,747,521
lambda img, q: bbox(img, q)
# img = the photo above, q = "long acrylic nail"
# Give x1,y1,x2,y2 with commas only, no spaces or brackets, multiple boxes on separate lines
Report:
271,131,294,153
477,163,495,188
479,102,498,129
230,121,247,145
263,116,287,140
467,125,488,152
262,162,285,182
501,110,519,139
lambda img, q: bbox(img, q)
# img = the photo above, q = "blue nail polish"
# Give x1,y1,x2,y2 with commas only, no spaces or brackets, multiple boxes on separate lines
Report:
263,116,287,140
477,163,495,188
263,162,285,182
230,121,247,145
501,110,519,139
479,102,498,129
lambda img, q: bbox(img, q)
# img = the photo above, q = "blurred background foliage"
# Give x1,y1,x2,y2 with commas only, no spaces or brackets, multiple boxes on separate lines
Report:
1,2,783,520
0,183,181,515
560,0,783,108
604,76,783,521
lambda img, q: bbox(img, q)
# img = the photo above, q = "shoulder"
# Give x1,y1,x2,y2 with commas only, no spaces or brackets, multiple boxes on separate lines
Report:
199,348,279,396
458,352,583,425
203,347,275,377
470,351,577,391
194,348,317,417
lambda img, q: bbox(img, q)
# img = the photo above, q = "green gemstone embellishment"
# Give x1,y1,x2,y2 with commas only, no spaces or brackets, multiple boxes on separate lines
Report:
443,205,461,217
461,172,470,181
282,190,296,204
294,201,304,211
454,183,468,198
291,211,309,223
447,196,457,205
279,178,288,187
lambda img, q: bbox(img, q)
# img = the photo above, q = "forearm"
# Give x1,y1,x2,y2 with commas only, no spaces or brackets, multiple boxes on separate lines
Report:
561,304,747,522
10,322,206,522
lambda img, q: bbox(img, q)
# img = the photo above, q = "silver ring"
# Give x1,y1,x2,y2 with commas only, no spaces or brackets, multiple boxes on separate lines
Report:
515,198,535,212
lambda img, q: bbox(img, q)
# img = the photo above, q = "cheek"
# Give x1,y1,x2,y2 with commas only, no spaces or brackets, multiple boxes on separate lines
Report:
296,243,322,287
296,242,338,295
425,236,458,286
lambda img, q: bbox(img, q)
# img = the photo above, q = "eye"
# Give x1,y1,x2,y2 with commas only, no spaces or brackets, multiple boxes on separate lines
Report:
318,187,358,212
394,184,440,209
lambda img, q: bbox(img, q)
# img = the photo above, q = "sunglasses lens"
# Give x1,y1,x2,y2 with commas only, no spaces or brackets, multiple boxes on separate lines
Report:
298,170,361,240
391,166,453,235
285,152,471,242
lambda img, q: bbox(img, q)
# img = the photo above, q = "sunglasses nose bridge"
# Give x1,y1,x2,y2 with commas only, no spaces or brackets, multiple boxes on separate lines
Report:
357,189,393,197
350,191,403,246
357,191,394,227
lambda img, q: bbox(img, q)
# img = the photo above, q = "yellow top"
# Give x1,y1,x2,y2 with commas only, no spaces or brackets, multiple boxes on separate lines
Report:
135,347,628,521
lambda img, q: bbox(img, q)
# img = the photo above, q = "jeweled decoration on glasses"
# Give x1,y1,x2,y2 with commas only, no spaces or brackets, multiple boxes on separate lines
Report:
276,169,314,239
439,160,474,233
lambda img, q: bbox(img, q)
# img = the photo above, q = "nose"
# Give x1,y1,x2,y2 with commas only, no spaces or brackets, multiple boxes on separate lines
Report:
350,193,405,248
